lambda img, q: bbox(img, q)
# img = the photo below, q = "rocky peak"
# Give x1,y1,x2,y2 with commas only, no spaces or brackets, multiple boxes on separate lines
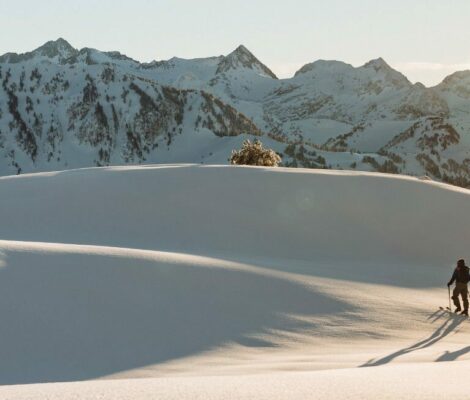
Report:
216,45,278,79
0,38,78,64
363,57,391,71
35,38,75,55
363,57,411,88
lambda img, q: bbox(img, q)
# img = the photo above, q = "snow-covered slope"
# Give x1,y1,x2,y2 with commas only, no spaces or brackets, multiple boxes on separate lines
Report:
0,165,470,399
2,39,470,188
2,364,470,400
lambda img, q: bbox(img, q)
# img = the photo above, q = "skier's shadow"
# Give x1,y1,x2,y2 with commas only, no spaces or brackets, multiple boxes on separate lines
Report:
361,311,465,367
437,346,470,362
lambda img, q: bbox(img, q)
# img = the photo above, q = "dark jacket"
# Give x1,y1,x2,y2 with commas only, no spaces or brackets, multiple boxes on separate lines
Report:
448,266,470,286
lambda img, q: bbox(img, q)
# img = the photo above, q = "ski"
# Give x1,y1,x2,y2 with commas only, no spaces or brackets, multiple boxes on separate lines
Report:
439,306,452,311
439,306,469,318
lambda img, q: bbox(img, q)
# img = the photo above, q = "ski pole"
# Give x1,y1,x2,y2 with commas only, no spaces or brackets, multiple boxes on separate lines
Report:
448,286,452,312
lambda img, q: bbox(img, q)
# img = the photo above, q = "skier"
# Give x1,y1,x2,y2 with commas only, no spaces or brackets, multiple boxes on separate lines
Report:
447,259,470,316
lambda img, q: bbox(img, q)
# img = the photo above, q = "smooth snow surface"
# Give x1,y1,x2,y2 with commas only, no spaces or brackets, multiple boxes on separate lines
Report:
0,165,470,398
1,363,470,400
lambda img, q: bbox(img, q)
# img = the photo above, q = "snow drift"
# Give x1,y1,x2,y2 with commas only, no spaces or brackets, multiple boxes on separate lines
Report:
1,164,468,268
0,165,470,398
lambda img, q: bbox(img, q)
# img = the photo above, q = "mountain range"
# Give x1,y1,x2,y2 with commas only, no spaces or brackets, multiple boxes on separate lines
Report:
1,38,470,187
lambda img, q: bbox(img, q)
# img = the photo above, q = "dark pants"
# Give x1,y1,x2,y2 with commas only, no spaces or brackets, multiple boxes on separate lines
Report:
452,283,469,311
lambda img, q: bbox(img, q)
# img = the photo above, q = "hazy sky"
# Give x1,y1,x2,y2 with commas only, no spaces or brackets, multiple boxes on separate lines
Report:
1,0,469,86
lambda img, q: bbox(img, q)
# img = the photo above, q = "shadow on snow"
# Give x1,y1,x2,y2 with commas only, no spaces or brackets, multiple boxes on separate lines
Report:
361,310,466,367
0,249,353,385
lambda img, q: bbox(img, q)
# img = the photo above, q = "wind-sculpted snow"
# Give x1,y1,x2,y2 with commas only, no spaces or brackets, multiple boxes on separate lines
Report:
0,165,470,397
0,240,353,384
0,164,469,268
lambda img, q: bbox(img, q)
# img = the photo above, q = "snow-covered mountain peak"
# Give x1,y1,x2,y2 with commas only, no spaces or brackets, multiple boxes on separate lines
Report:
227,44,254,60
66,47,140,67
362,57,411,87
36,38,76,56
1,39,470,189
216,45,278,79
437,70,470,89
363,57,390,71
294,60,354,77
0,37,78,64
435,70,470,106
102,50,139,63
24,38,74,62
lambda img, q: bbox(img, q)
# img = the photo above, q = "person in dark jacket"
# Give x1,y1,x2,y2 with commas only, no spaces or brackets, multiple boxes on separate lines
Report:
447,259,470,315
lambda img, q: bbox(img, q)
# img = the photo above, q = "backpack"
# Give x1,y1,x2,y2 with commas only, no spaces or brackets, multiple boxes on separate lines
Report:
460,266,470,284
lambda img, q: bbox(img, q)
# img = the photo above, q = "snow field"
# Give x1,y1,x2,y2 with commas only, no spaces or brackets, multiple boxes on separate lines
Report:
0,165,470,398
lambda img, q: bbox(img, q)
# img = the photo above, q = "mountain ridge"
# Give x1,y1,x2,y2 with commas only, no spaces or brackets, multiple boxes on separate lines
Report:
2,38,468,87
1,38,470,188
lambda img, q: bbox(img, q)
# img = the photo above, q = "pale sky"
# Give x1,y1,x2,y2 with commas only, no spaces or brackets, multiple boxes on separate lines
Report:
1,0,469,86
